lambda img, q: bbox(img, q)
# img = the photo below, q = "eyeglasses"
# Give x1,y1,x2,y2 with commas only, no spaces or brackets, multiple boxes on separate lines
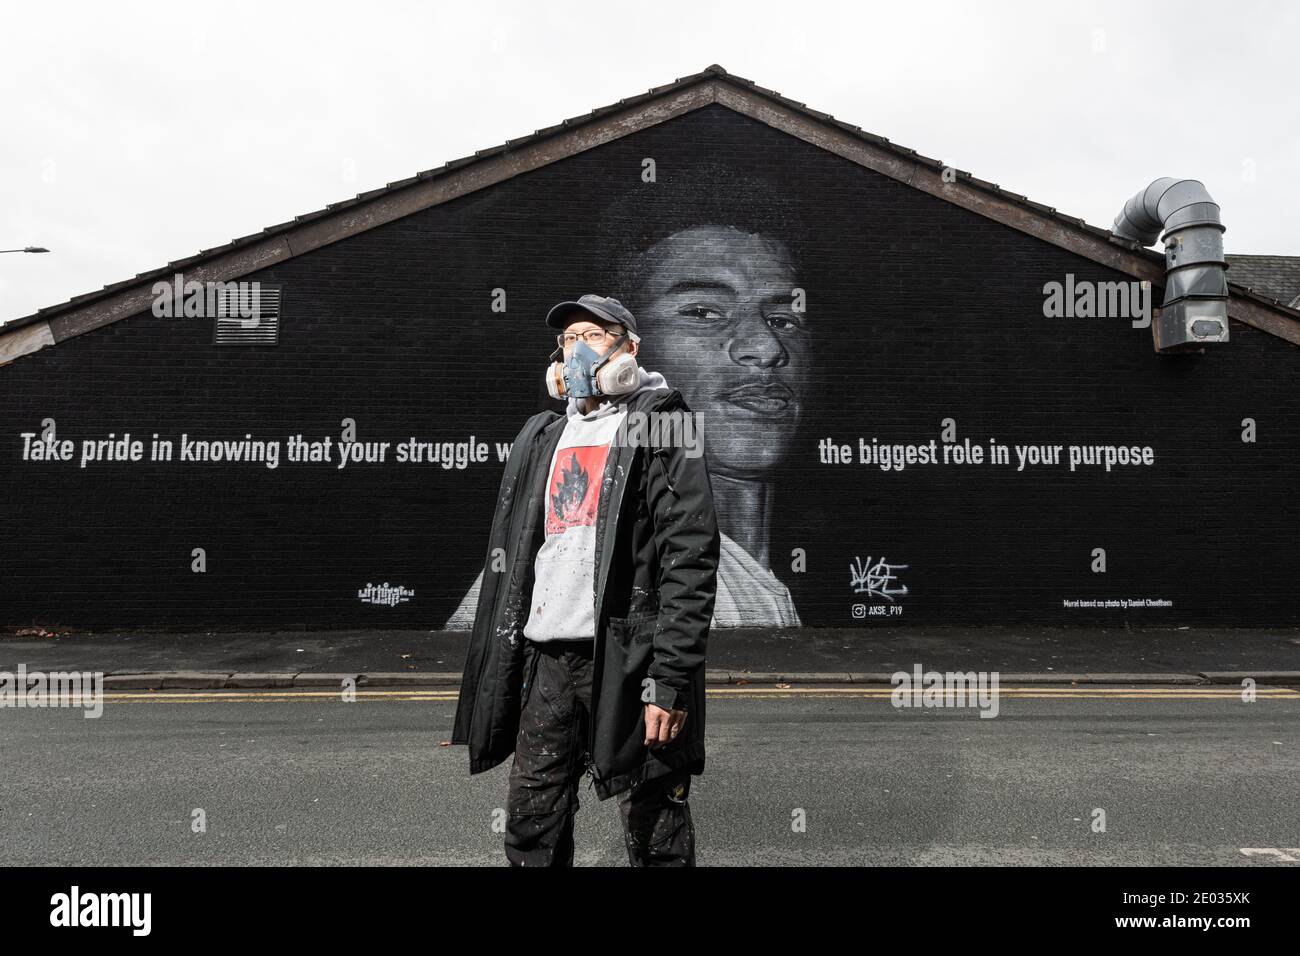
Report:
558,328,619,347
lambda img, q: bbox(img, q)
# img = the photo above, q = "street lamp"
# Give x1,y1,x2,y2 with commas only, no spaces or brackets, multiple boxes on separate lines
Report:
0,247,50,254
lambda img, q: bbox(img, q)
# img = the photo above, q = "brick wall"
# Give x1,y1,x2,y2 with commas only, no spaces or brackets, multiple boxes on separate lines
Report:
2,105,1296,628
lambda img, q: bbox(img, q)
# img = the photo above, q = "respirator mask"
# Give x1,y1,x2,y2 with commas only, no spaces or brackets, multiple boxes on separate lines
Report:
545,330,640,401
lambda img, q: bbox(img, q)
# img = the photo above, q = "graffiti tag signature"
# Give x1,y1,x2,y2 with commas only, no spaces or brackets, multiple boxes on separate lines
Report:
849,555,909,602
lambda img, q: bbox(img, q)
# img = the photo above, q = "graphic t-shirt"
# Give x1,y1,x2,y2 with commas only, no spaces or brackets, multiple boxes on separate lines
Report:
522,401,628,642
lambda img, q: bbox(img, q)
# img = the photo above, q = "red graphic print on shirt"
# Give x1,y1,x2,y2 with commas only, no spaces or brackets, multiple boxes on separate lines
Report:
545,444,610,535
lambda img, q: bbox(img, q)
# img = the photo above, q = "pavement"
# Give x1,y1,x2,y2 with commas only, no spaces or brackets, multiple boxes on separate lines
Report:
2,624,1299,688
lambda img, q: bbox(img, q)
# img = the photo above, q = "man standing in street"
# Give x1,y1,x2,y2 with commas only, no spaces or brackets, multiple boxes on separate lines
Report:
451,294,720,866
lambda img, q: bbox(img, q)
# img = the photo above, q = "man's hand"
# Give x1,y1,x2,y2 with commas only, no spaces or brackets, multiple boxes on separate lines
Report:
644,703,687,748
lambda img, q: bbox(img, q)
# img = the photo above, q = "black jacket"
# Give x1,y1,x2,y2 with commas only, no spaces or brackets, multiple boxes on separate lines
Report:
451,385,720,800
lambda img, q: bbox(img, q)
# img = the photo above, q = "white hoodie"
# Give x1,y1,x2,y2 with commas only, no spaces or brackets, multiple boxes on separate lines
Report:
562,367,668,420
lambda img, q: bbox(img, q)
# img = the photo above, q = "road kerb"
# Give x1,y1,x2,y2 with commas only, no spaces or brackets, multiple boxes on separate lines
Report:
1199,671,1300,684
292,673,363,687
358,672,462,687
225,672,298,688
75,669,1300,690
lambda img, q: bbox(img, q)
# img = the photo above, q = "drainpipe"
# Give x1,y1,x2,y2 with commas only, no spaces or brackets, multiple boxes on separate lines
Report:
1112,177,1229,351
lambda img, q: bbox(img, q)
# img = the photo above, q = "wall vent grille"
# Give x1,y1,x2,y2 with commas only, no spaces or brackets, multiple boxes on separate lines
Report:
213,284,280,345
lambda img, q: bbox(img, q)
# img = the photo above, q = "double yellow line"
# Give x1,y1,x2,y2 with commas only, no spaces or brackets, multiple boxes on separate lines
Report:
86,685,1300,704
712,686,1300,701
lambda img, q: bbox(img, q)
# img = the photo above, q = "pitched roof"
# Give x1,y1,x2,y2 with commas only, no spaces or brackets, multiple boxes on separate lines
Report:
1226,255,1300,307
4,63,1299,361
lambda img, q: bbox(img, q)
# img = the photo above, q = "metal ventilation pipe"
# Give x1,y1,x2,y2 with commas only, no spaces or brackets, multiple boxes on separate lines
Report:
1112,177,1229,350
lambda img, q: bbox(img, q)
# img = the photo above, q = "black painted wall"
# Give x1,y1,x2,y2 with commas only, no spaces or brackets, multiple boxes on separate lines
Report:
2,105,1296,628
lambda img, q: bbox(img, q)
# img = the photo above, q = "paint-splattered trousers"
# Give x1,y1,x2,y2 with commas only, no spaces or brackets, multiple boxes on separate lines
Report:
504,636,696,867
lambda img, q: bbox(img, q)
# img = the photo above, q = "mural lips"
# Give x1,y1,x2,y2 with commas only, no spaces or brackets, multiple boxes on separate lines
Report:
722,380,793,415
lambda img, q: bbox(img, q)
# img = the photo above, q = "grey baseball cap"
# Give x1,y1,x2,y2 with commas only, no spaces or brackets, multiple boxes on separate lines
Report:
545,293,639,338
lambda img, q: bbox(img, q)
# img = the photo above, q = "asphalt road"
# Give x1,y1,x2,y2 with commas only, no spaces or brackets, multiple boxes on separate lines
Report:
2,686,1298,866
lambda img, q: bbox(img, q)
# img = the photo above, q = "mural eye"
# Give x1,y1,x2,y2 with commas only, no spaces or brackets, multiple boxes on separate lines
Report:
678,305,724,322
767,312,803,333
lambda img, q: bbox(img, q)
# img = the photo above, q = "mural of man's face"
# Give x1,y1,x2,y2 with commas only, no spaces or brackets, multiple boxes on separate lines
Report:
633,225,810,479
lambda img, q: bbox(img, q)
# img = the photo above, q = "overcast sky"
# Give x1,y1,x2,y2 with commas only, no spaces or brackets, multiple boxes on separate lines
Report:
2,0,1296,325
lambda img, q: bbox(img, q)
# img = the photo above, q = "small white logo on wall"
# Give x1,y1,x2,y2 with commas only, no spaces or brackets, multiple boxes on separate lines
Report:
850,555,909,601
358,583,415,606
850,554,909,618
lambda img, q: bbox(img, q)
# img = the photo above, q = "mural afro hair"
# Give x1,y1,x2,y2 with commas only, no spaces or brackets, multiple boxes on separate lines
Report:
595,162,810,317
